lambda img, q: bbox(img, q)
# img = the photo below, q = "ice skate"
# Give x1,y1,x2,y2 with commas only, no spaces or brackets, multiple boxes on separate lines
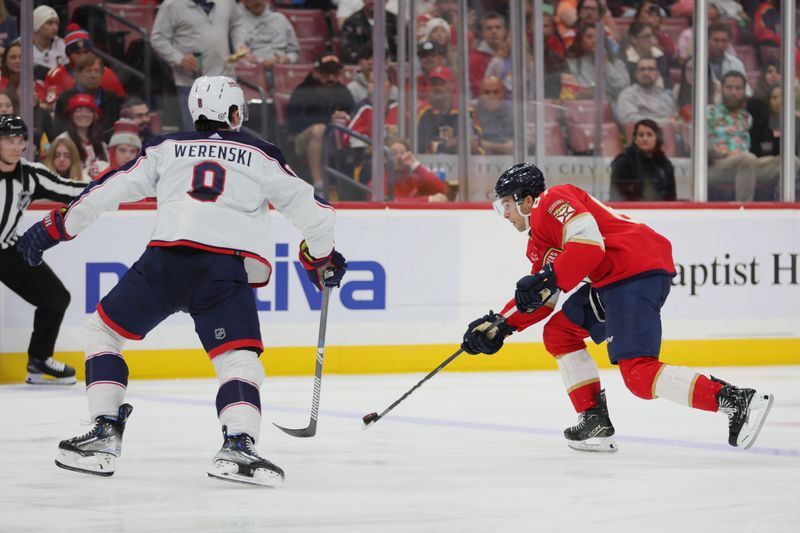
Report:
713,377,774,449
25,357,76,385
564,390,618,453
208,426,285,487
55,404,133,476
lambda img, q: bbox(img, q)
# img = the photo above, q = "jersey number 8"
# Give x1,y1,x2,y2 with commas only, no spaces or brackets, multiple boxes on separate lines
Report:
188,161,226,202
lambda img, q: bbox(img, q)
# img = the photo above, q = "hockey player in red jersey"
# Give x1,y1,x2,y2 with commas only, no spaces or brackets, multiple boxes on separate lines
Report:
461,163,773,452
17,76,346,486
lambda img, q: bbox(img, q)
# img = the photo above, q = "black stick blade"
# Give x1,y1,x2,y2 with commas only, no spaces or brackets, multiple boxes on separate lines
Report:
273,421,317,438
362,412,380,427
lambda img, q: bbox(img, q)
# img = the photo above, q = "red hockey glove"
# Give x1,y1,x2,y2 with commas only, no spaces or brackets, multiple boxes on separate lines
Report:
298,240,347,291
17,208,72,266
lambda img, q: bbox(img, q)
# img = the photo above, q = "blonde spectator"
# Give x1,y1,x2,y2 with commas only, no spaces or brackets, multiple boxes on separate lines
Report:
62,93,109,179
45,134,89,182
108,119,142,169
0,90,12,114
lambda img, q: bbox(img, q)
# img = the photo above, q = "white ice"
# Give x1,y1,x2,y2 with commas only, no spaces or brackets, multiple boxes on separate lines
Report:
1,366,799,533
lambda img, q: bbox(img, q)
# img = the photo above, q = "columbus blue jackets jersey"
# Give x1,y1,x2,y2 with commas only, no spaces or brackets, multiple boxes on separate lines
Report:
62,130,336,286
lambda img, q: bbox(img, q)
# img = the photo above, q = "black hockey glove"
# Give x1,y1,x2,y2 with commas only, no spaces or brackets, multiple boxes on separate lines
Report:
515,264,558,313
17,208,71,266
299,240,348,291
461,311,515,355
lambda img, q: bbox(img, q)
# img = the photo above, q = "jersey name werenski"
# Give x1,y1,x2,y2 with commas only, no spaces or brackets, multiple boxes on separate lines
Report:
174,144,253,167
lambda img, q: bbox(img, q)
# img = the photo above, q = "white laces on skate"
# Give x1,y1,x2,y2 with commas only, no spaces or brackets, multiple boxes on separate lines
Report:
44,357,66,372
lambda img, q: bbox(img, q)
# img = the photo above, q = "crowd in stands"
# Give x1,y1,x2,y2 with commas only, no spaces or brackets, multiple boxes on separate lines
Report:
3,0,798,202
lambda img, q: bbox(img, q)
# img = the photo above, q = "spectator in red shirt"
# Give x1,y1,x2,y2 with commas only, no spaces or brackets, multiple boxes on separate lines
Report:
386,136,448,202
53,51,122,135
469,12,510,97
416,40,448,102
43,24,125,108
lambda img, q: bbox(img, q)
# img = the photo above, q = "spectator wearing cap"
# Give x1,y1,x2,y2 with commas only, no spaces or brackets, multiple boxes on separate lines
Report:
0,0,18,60
152,0,249,131
238,0,299,68
287,51,355,191
32,5,65,73
120,97,156,144
108,119,142,169
416,40,448,102
62,92,109,179
44,26,125,111
417,65,482,154
419,17,454,67
54,51,123,135
341,0,398,64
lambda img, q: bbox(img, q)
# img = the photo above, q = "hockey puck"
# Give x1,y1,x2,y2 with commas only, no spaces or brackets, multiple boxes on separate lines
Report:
362,412,379,425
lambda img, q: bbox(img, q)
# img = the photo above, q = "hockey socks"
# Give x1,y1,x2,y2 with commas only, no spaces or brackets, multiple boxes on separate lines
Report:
555,349,602,412
86,352,129,419
618,357,723,411
212,350,264,441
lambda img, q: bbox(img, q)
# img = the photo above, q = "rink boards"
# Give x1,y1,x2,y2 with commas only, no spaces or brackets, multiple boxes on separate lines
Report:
1,205,799,382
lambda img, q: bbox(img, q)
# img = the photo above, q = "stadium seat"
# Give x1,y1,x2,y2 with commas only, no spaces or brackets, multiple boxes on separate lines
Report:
235,62,269,102
273,64,312,94
544,122,568,155
758,45,781,65
661,18,688,46
104,3,157,52
273,92,291,126
563,99,614,124
719,19,743,45
276,8,329,40
734,45,758,71
297,37,328,63
568,123,622,156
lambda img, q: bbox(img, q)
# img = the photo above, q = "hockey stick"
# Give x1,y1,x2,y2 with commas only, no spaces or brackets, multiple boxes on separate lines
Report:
362,308,516,428
274,285,331,438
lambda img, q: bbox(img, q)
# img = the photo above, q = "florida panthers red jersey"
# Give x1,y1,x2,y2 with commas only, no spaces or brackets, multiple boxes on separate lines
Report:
529,184,675,291
502,184,674,331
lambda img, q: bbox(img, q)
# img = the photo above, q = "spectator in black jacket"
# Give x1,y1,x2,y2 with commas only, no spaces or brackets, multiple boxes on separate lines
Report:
610,119,676,201
54,52,121,136
341,0,397,64
287,51,355,191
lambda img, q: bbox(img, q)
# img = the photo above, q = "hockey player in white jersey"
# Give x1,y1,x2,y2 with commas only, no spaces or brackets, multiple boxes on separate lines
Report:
18,76,347,487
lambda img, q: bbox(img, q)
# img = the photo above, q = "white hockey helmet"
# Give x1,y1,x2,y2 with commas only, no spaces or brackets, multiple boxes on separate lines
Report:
188,76,248,131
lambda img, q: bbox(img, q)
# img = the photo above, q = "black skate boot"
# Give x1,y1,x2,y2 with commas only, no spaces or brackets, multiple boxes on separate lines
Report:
26,357,76,385
713,377,774,449
207,426,285,487
55,404,133,476
564,390,618,453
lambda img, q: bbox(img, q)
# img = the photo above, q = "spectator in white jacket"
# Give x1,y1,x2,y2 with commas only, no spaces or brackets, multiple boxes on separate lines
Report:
152,0,249,130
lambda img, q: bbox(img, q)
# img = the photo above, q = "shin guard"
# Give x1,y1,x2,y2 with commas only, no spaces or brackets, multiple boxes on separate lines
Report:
555,349,601,412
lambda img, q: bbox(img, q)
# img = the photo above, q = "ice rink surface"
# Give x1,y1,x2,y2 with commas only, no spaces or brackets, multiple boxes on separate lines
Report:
1,366,799,533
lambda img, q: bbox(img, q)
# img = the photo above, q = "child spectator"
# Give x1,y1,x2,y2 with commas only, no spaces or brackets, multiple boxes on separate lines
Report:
108,119,142,169
386,136,449,202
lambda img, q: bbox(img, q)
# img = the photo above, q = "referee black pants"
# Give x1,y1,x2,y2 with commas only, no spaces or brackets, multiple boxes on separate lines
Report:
0,245,71,362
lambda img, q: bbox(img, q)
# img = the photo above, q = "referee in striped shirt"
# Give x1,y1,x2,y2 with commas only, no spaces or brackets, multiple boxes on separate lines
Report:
0,116,86,384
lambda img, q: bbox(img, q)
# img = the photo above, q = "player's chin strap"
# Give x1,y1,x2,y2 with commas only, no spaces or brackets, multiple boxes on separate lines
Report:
515,201,530,232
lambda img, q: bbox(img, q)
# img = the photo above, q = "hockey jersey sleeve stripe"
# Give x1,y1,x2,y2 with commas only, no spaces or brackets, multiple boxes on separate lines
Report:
561,212,605,251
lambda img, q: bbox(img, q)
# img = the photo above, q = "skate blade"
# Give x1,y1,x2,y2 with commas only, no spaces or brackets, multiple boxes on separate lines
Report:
207,461,284,488
26,373,76,386
55,449,116,476
567,437,619,454
738,392,774,450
